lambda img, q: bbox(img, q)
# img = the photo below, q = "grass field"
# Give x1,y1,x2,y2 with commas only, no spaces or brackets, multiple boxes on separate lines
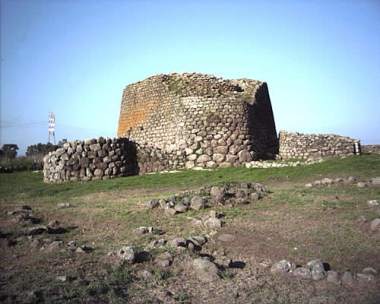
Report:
0,155,379,303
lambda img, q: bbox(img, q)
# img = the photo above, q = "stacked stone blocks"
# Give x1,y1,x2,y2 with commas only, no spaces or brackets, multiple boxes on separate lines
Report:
279,131,360,160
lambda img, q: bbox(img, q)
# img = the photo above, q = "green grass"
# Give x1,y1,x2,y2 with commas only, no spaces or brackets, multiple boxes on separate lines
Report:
0,155,379,203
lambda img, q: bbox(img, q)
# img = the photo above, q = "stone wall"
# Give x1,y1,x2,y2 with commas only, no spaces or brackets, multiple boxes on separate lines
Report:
361,145,380,155
279,131,360,160
43,138,138,183
117,73,278,169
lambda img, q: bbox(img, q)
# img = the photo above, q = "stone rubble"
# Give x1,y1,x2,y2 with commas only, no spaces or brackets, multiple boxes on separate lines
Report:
271,259,377,286
304,176,380,188
145,181,268,216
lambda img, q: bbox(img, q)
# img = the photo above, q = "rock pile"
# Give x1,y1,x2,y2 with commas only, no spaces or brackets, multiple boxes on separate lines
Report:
145,182,268,215
271,259,377,286
304,176,380,188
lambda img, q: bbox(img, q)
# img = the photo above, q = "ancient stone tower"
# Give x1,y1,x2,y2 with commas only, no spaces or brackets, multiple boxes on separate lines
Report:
117,73,278,169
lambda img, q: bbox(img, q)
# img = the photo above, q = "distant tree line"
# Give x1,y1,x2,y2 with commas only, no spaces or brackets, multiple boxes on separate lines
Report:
0,140,66,173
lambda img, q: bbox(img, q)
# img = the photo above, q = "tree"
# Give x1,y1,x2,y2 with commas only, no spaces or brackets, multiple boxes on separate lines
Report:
57,139,68,146
26,143,58,157
1,144,19,159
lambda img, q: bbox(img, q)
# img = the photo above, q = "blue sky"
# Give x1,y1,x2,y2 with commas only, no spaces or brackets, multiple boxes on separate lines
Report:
1,0,380,154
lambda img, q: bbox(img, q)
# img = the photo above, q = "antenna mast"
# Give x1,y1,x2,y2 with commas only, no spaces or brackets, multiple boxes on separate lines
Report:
48,112,56,144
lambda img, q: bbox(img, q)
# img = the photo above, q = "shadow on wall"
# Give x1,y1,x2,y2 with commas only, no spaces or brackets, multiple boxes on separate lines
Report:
120,138,140,176
247,83,279,160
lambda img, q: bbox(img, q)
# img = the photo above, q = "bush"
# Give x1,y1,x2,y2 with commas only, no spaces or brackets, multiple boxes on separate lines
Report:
0,157,40,173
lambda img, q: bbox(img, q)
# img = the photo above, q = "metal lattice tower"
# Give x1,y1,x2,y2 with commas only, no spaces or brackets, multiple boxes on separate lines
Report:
48,112,56,144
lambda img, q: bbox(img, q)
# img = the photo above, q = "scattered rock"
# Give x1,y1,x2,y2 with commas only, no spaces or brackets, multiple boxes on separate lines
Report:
214,256,232,268
192,258,219,282
370,218,380,231
67,240,77,251
165,208,177,216
148,239,167,248
24,226,47,236
305,183,313,188
204,217,223,229
187,235,207,247
7,205,32,216
367,200,379,207
174,202,188,213
357,182,368,188
56,275,67,282
356,273,375,284
306,259,327,281
146,199,159,209
136,270,152,280
134,226,150,235
190,196,206,210
370,177,380,185
341,271,355,287
326,270,340,285
362,267,377,275
79,244,93,253
210,186,225,203
57,203,71,208
270,260,295,274
321,178,333,185
155,252,173,267
116,246,136,264
169,237,187,248
75,247,86,254
45,240,64,252
293,267,312,280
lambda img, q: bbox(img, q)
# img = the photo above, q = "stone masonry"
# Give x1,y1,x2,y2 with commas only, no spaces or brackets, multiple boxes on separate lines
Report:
117,73,279,169
43,138,137,183
42,73,363,183
279,131,360,160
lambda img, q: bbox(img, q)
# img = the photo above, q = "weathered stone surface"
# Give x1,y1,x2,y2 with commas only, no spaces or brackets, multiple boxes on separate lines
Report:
190,196,206,210
293,267,312,280
192,258,219,282
356,273,375,284
367,200,379,207
341,271,355,287
279,131,360,160
370,177,380,185
326,271,340,285
44,137,136,183
306,259,327,281
362,267,377,275
370,218,380,231
271,260,295,274
204,217,223,229
174,202,188,213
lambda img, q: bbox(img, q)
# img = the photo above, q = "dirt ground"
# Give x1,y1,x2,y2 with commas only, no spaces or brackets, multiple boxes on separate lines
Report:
1,168,380,303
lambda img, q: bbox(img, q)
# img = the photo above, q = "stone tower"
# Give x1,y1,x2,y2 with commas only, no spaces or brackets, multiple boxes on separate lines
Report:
117,73,278,169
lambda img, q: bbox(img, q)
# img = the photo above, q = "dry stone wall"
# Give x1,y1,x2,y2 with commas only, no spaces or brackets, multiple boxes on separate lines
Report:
117,73,279,169
362,145,380,155
43,138,138,183
279,131,360,160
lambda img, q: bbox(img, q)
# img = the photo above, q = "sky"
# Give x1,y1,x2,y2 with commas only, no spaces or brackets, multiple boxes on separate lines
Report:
1,0,380,154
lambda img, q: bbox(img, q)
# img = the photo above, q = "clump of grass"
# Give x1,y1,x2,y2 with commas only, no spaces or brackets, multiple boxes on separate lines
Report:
173,291,191,303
